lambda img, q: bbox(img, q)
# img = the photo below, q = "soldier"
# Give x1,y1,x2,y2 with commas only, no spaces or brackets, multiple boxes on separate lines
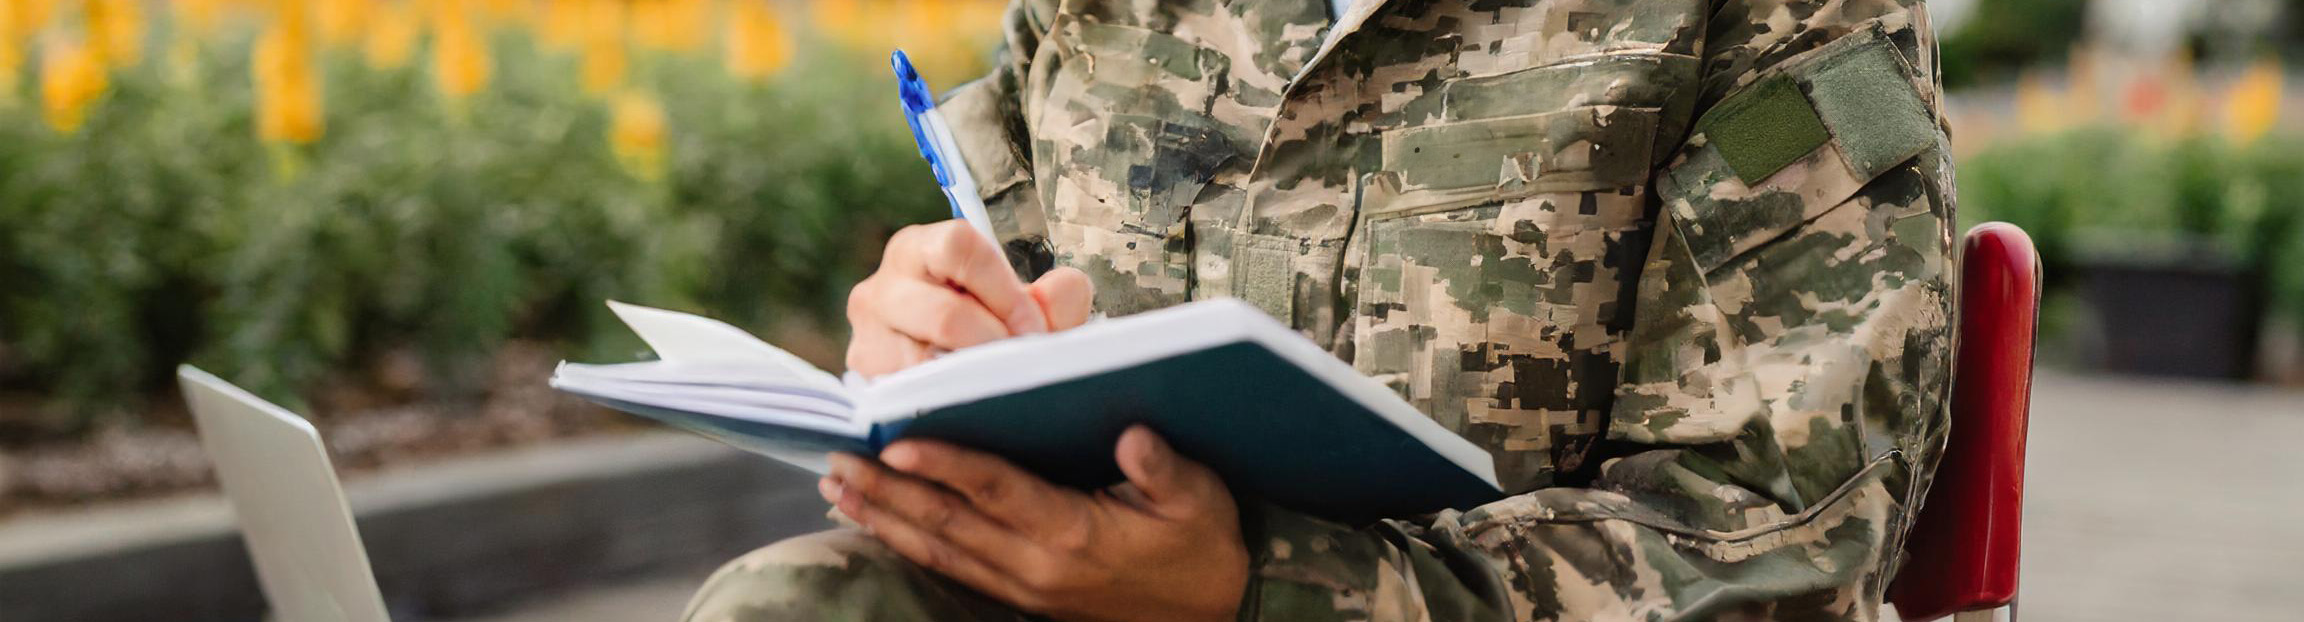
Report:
688,0,1955,620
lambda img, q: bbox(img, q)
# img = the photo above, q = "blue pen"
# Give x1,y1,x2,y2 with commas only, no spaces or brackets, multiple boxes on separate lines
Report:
893,51,999,243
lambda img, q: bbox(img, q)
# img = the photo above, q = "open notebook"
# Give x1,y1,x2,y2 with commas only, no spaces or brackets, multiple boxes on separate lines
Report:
551,298,1503,523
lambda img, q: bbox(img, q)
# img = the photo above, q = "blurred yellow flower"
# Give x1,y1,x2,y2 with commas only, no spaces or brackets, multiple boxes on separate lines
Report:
813,0,872,49
579,0,626,94
633,0,709,53
317,0,371,48
168,0,231,75
897,0,947,47
254,4,324,143
433,5,492,99
815,0,999,86
539,0,585,51
610,89,668,180
12,0,57,39
40,38,107,133
2014,70,2063,136
2065,44,2101,124
953,0,1004,36
365,1,422,69
2223,57,2284,146
86,0,145,67
476,0,524,24
2156,50,2203,138
172,0,230,36
725,0,790,80
0,2,18,102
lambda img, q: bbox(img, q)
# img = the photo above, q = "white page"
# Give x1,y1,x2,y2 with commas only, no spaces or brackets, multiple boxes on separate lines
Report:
554,361,852,405
605,301,845,394
548,378,869,436
586,382,853,420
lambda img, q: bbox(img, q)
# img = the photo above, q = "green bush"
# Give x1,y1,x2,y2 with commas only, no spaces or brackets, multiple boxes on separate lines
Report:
1937,0,2092,89
0,29,946,432
1958,128,2304,329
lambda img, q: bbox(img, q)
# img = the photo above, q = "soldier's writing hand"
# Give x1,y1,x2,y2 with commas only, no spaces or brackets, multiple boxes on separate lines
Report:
846,219,1095,377
821,426,1247,622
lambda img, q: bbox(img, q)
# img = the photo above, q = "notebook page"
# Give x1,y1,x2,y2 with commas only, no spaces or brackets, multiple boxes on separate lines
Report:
554,361,852,405
549,373,867,436
605,301,844,394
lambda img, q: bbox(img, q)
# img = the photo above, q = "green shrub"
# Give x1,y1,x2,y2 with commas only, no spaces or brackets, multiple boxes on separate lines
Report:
0,28,946,431
1958,128,2304,331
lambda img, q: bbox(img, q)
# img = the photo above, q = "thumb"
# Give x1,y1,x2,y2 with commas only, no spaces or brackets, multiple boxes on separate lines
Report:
1114,425,1221,515
1029,267,1095,331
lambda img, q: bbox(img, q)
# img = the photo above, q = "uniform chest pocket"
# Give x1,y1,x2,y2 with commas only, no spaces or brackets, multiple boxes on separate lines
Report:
1363,106,1660,218
1349,106,1661,484
1031,19,1240,313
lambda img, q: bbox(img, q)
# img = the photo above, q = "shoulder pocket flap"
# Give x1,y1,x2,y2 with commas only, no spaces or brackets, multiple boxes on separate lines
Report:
1667,24,1937,273
941,79,1034,198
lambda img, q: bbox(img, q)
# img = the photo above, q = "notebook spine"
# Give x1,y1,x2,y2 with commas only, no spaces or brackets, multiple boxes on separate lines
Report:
866,419,913,453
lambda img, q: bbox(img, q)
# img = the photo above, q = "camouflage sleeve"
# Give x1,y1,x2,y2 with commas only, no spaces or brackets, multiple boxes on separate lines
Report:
937,0,1057,278
1236,2,1956,620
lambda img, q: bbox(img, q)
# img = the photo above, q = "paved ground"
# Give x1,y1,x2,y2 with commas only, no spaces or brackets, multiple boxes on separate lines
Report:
453,370,2304,622
2014,372,2304,622
454,569,714,622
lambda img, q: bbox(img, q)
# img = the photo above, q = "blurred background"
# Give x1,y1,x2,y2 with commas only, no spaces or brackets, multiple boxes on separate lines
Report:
0,1,2298,621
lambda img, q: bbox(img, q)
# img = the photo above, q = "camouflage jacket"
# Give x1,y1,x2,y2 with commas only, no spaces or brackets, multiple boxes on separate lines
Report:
940,0,1955,619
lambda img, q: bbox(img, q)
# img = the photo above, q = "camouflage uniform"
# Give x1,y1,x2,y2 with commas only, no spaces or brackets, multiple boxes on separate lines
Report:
688,0,1954,619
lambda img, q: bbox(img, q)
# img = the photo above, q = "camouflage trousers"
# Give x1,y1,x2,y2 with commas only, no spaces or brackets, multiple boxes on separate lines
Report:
681,529,1046,622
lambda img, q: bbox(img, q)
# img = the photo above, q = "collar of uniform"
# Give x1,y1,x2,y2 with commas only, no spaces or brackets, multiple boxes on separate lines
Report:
1293,0,1393,85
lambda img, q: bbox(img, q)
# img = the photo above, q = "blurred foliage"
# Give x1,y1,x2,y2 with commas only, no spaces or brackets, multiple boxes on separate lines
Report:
2291,0,2304,57
1938,0,2093,89
1959,129,2304,327
0,0,1011,433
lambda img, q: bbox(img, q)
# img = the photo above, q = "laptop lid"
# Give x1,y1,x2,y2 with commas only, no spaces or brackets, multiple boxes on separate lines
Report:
179,365,391,622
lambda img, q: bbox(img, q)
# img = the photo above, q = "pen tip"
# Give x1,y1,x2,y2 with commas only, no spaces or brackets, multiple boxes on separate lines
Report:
890,50,915,80
891,50,934,114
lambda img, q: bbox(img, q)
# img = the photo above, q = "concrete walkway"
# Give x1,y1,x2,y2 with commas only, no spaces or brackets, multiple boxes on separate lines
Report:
453,371,2304,622
454,569,713,622
2015,372,2304,622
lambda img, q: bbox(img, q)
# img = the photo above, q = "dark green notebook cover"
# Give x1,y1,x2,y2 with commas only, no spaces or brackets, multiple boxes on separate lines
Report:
883,342,1503,525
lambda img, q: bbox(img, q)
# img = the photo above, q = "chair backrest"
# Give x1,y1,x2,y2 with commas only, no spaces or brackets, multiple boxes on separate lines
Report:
1886,222,2042,621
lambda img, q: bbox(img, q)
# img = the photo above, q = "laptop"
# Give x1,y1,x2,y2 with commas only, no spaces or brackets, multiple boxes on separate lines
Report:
180,365,392,622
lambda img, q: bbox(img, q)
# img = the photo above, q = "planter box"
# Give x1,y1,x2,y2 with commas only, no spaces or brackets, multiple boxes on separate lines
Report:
2079,260,2264,380
0,433,827,622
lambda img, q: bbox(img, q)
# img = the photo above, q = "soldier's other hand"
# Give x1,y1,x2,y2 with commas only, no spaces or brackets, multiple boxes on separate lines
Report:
822,426,1245,622
845,219,1094,377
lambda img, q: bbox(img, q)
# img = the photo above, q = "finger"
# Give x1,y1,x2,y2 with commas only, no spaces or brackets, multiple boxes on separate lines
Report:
828,453,1046,564
844,322,931,377
1099,482,1155,513
832,484,1042,611
871,277,1012,350
1028,267,1095,332
1114,426,1227,518
819,477,865,527
887,222,1046,337
880,440,1081,536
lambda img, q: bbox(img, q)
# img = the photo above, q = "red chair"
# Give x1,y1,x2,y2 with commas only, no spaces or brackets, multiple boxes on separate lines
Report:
1887,223,2041,622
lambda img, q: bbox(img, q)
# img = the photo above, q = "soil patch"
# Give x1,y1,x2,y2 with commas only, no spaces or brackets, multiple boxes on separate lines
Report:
0,341,643,518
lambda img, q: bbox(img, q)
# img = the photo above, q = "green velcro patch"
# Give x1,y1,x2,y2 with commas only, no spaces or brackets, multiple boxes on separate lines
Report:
1237,237,1295,322
1696,76,1831,186
1802,31,1935,182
